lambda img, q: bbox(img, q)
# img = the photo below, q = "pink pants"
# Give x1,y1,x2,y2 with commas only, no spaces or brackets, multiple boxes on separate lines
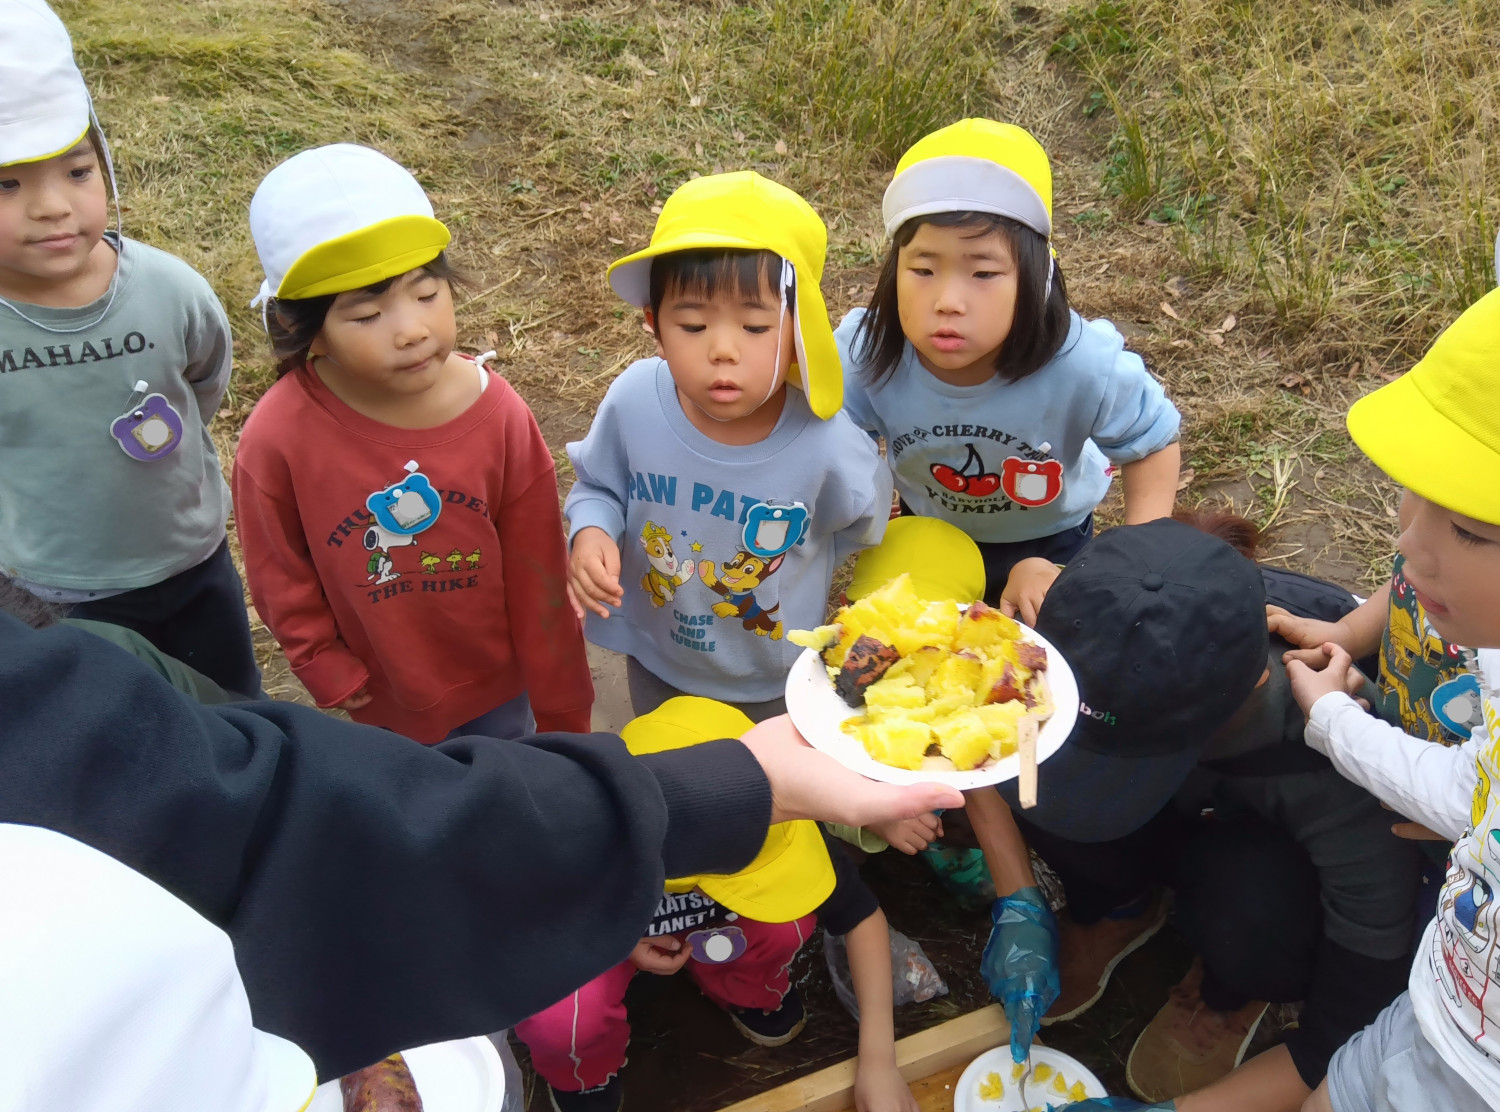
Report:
515,913,816,1092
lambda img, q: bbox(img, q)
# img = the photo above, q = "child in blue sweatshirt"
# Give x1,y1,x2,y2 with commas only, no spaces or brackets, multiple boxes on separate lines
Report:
838,119,1181,613
565,172,891,720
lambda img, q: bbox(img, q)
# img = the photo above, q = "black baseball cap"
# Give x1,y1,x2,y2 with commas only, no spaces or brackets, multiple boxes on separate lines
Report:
996,519,1268,842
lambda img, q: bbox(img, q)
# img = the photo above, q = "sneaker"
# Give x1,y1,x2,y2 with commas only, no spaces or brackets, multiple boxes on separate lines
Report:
1042,890,1169,1025
1125,959,1269,1102
547,1076,623,1112
730,987,808,1047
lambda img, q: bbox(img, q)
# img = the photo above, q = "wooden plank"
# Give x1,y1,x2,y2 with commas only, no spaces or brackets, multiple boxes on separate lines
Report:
714,1005,1010,1112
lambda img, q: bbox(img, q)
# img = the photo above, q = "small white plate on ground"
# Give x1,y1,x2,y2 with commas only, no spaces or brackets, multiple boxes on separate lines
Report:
955,1045,1107,1111
308,1036,505,1112
784,626,1080,789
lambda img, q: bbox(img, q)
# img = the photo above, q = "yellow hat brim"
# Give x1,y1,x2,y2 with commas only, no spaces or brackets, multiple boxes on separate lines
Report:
620,696,756,756
608,236,842,420
277,214,450,300
689,819,836,924
1348,372,1500,525
848,516,986,603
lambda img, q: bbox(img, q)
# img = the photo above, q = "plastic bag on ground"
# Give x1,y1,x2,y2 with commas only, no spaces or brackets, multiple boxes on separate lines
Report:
824,926,948,1021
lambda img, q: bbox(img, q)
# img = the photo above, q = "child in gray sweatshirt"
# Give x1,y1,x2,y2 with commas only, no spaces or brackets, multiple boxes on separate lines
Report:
565,172,891,719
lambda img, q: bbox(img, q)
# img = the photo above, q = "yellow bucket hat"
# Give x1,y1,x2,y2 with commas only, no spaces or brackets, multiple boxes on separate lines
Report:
1348,287,1500,525
606,171,842,419
883,118,1053,240
621,697,836,923
249,144,450,305
847,515,986,603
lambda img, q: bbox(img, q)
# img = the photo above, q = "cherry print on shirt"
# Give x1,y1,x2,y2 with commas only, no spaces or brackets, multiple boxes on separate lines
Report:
930,443,1002,497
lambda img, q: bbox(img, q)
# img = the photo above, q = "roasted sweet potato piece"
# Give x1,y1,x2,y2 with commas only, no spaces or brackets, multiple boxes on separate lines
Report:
836,634,902,707
1015,641,1048,672
341,1054,423,1112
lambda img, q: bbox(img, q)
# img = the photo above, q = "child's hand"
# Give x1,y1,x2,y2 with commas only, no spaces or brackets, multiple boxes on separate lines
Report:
569,527,624,620
335,687,373,711
999,558,1060,627
854,1055,919,1112
868,813,943,855
629,935,691,976
1267,605,1354,666
1285,643,1366,718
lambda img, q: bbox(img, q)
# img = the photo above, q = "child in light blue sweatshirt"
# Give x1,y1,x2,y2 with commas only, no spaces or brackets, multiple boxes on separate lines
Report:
838,119,1181,616
565,172,891,720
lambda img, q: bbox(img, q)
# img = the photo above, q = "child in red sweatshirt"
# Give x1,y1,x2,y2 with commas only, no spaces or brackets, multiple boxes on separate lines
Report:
232,144,591,741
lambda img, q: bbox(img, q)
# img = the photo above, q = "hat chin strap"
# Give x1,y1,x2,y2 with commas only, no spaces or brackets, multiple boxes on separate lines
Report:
683,257,793,425
0,101,124,334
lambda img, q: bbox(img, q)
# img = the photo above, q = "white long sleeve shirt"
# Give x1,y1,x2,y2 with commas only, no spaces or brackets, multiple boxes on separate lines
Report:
1307,649,1500,1105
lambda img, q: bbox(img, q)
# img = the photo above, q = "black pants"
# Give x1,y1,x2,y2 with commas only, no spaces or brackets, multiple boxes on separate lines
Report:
1017,806,1411,1084
1020,806,1322,1009
895,504,1094,605
69,538,262,699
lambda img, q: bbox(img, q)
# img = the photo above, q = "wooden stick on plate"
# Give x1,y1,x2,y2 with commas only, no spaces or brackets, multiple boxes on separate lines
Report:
1017,714,1039,809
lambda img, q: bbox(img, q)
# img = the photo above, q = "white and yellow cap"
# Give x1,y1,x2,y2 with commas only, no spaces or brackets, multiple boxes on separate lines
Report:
0,823,317,1112
882,118,1053,240
607,171,842,419
0,0,94,166
250,143,450,304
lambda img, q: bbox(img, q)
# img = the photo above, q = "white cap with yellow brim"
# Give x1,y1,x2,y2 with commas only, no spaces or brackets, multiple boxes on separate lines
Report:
249,144,450,307
621,696,837,924
882,118,1053,240
1347,286,1500,526
605,171,843,420
848,515,986,604
0,0,92,167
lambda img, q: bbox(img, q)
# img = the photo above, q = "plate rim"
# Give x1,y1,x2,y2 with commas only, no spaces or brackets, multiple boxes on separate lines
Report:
309,1036,505,1112
953,1044,1107,1112
784,618,1080,788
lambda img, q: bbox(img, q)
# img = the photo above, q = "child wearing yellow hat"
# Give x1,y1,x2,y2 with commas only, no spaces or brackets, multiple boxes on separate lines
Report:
1281,288,1500,1112
513,697,918,1112
565,172,892,720
232,144,592,743
836,119,1181,605
0,0,259,697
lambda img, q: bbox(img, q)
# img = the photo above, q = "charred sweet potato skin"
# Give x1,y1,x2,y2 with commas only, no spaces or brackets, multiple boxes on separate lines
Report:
340,1053,423,1112
835,635,902,707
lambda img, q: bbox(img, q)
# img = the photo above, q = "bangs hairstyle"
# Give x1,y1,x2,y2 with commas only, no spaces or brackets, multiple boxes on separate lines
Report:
647,248,791,326
855,211,1070,388
266,252,468,378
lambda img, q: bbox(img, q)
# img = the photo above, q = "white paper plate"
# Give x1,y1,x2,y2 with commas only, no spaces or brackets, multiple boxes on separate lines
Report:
784,623,1079,789
308,1037,505,1112
954,1045,1107,1112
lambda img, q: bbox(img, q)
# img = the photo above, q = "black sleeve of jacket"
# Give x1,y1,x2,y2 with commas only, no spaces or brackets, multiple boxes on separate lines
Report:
1283,937,1412,1087
815,834,881,936
0,614,770,1077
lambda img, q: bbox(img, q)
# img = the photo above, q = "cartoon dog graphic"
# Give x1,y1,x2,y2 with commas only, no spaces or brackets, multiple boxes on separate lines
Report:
699,549,786,638
640,521,694,607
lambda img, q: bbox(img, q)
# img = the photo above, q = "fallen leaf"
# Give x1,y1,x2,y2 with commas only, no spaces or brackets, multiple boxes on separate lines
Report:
775,139,788,156
694,141,704,158
1165,276,1188,297
1143,217,1172,228
1380,371,1402,382
1160,301,1182,321
1206,331,1225,347
1171,338,1192,348
1176,466,1196,492
1220,313,1237,333
607,237,625,245
1346,360,1361,379
1279,372,1310,394
579,201,592,214
733,131,746,142
689,95,702,107
649,203,663,214
150,94,171,104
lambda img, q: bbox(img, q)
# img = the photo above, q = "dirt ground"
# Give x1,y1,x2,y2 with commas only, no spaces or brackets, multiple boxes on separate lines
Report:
217,2,1415,1108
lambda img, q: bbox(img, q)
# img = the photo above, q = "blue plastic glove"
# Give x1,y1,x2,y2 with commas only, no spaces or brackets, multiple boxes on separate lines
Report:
981,885,1059,1062
1046,1100,1175,1111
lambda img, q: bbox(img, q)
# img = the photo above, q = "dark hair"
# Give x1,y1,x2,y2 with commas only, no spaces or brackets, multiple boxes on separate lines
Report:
266,252,467,378
647,249,790,329
1173,509,1261,562
854,211,1070,388
0,575,65,630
